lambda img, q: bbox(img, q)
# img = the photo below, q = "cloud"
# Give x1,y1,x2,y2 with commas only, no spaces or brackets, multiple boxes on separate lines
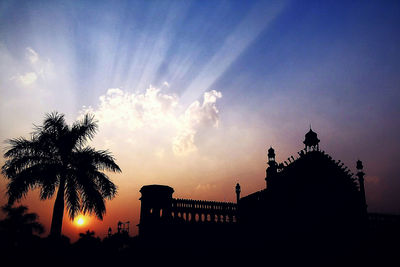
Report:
79,85,222,155
163,81,170,88
26,47,39,64
16,72,38,85
195,183,217,192
172,90,222,155
81,86,179,131
9,47,54,87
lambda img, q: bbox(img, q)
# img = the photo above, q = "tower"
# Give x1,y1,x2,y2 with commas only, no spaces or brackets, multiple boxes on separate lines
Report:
303,127,320,151
266,147,277,188
235,183,241,204
138,185,174,237
356,160,368,216
268,146,276,164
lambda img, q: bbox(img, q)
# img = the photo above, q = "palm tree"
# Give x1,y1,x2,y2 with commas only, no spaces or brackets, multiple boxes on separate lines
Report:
1,112,121,237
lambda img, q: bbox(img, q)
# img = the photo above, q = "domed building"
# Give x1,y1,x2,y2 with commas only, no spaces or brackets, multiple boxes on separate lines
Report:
138,128,371,249
239,128,366,247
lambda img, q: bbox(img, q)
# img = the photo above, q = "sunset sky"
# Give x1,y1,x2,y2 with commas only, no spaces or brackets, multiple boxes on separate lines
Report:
1,0,400,241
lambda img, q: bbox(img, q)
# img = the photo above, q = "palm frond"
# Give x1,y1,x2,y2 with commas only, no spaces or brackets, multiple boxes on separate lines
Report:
93,171,117,199
75,148,121,173
38,166,59,200
4,137,36,158
65,175,80,220
69,147,119,220
42,111,67,133
7,174,39,205
76,170,106,220
2,154,55,178
6,164,58,204
80,188,106,220
71,113,98,148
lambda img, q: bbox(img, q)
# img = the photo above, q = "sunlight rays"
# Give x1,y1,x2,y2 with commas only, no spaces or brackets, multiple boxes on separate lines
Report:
180,1,287,105
6,1,287,113
94,1,287,107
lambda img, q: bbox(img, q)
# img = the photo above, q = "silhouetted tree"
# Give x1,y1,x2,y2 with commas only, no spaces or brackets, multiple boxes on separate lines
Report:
0,205,44,248
79,229,96,239
1,112,121,237
76,230,101,246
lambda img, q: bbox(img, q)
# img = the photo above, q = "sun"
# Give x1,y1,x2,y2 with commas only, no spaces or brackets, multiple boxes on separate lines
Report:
74,215,86,227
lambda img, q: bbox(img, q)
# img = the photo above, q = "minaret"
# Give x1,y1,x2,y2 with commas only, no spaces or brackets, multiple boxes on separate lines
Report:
356,160,368,215
235,183,241,204
266,147,277,189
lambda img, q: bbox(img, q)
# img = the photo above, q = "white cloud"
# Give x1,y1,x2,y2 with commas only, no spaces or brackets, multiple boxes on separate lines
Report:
26,47,39,64
79,85,222,156
82,86,179,131
9,47,55,87
172,90,222,155
16,72,38,86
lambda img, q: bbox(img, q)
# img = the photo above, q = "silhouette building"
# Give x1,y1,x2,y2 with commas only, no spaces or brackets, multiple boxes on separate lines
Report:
137,128,395,249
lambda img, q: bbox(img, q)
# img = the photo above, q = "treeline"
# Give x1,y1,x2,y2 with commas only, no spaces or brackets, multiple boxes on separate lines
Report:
0,204,138,266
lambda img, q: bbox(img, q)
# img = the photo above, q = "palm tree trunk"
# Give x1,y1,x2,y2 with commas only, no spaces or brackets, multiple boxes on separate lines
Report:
49,176,66,237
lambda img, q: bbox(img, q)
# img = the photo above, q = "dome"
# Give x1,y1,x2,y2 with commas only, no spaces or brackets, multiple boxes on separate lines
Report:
303,128,320,148
305,128,317,138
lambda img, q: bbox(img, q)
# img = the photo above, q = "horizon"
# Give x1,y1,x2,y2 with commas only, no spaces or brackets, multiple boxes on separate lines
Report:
1,0,400,242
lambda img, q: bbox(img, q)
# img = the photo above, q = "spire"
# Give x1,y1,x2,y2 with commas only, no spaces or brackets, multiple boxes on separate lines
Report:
356,160,368,216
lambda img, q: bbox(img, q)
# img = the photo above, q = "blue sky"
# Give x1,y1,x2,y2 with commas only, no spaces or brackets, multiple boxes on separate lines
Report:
1,0,400,238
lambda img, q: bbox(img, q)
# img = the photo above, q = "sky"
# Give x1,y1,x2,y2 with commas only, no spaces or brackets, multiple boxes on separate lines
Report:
1,0,400,241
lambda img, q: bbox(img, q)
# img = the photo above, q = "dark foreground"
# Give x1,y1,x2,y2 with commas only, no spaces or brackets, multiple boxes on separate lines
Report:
1,229,399,267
